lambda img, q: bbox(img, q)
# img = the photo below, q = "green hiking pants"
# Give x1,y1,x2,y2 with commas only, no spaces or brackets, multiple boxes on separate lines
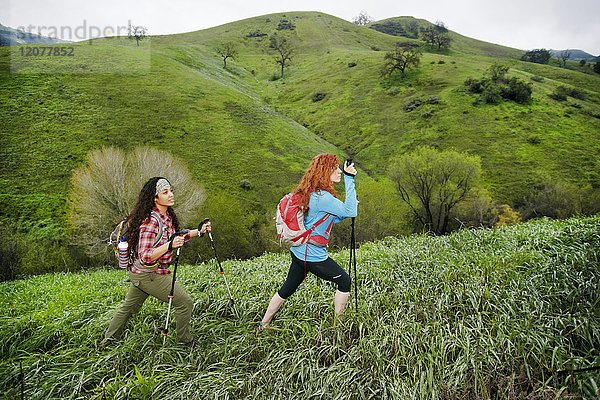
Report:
104,271,194,343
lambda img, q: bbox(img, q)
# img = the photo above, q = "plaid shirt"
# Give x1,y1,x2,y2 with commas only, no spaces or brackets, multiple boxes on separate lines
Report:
130,207,190,275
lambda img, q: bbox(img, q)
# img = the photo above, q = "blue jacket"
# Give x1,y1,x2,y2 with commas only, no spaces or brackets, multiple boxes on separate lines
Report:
291,174,357,262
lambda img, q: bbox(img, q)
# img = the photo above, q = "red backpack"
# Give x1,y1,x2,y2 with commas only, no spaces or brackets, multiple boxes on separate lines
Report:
275,192,334,247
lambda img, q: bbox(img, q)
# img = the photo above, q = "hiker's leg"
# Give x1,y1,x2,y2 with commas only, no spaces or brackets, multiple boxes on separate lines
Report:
260,292,286,326
104,273,149,341
308,257,351,315
260,253,304,326
138,273,194,344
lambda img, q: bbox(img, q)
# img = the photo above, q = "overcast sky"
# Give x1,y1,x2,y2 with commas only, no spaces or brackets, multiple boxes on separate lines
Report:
5,0,600,55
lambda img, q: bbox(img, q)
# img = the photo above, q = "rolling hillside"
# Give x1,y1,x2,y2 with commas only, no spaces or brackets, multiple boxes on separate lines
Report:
1,11,599,230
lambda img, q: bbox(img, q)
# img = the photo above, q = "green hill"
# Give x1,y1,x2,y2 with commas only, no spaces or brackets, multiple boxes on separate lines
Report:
1,216,598,398
1,11,600,264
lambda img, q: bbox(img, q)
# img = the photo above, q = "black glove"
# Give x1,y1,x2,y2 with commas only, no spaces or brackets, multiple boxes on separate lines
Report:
343,159,356,177
198,218,210,237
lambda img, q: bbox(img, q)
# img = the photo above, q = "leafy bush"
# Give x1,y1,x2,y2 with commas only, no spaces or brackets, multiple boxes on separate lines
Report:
239,179,253,190
465,71,531,104
311,92,327,102
347,62,357,68
369,21,411,37
521,48,551,64
247,29,267,38
530,75,544,82
402,98,423,111
276,19,295,30
527,135,541,145
501,77,532,103
481,82,502,104
426,95,440,104
388,87,400,96
549,86,568,101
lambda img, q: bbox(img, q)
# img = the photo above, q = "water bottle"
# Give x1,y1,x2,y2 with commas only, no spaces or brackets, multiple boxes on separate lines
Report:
117,237,129,268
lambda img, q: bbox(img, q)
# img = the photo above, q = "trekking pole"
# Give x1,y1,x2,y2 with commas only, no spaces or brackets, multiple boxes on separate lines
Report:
162,230,188,345
345,158,359,310
207,230,239,318
350,217,358,310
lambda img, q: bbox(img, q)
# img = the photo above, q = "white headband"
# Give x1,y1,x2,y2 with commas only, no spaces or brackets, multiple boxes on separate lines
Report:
155,178,171,195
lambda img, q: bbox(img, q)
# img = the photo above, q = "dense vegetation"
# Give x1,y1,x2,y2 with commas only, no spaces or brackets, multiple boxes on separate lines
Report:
1,216,599,399
1,12,600,277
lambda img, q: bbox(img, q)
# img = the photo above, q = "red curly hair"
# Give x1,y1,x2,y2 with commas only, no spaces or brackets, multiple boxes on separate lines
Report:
293,154,339,215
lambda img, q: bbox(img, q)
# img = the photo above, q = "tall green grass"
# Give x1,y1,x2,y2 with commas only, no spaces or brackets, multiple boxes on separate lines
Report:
1,216,599,398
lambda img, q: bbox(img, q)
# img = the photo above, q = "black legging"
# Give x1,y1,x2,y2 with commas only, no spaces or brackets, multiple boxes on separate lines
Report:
278,252,351,299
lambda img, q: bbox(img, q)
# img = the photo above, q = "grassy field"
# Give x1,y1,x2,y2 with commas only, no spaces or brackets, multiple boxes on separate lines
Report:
1,216,599,399
1,11,599,227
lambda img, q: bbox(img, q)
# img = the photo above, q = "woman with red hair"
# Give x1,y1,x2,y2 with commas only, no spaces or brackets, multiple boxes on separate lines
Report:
259,154,357,330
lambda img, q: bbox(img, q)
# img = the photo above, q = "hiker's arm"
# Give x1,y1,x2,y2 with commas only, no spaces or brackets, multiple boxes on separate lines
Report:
188,221,211,238
315,176,357,221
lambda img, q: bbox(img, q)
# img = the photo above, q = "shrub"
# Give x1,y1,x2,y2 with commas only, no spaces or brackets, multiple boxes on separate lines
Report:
422,110,434,119
240,179,253,190
527,135,541,145
437,60,445,64
481,82,502,104
276,19,295,30
312,92,327,102
348,62,357,67
247,29,267,38
426,95,440,104
269,74,280,81
501,77,532,103
464,77,485,94
388,87,400,96
403,98,423,111
549,86,568,101
530,75,544,82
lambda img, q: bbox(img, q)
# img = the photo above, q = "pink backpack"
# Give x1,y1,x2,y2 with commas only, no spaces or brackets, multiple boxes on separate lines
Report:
275,193,333,247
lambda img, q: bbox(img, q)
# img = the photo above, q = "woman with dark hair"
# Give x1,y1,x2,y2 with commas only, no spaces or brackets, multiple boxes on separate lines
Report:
259,154,357,330
104,177,210,346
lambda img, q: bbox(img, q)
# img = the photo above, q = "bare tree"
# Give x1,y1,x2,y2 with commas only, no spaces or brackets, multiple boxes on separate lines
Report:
128,25,147,46
381,42,422,78
216,41,238,69
68,146,206,257
352,11,374,26
270,35,294,78
559,49,572,67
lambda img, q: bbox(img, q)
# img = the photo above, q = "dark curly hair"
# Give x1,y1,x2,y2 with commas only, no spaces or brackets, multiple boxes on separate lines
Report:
126,177,180,258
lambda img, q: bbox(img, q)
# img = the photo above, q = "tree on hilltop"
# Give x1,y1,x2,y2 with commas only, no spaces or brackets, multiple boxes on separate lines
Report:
595,62,600,74
352,11,374,26
215,41,238,69
128,25,147,46
558,49,572,68
381,42,421,78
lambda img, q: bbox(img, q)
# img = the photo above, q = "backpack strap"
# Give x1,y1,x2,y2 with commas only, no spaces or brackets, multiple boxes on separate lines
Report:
150,211,164,248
